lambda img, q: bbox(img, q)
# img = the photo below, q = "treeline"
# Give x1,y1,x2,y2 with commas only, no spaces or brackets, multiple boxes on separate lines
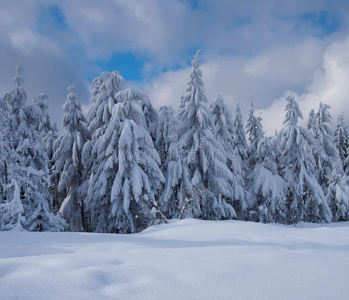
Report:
1,51,349,233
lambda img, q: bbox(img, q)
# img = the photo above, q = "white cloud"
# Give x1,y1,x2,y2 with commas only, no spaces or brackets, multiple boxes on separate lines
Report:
145,37,333,124
0,1,90,132
1,0,349,135
10,29,61,56
259,35,349,134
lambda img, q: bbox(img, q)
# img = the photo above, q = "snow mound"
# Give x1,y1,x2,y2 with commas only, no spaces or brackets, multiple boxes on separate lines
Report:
1,219,349,299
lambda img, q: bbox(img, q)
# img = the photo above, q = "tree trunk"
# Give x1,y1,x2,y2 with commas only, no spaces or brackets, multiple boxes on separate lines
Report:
4,160,8,185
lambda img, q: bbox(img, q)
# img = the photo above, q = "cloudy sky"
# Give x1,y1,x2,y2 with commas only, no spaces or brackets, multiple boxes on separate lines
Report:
1,0,349,133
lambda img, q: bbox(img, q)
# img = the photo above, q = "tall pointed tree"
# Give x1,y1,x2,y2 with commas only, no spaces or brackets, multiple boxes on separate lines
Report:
306,109,316,131
177,51,235,220
155,105,192,219
210,95,247,218
334,113,349,175
279,95,332,224
155,106,178,166
87,87,162,232
249,136,287,223
232,103,248,184
109,117,164,233
52,84,90,231
326,169,349,221
2,62,64,231
29,93,59,161
82,71,125,231
311,103,343,193
245,102,264,169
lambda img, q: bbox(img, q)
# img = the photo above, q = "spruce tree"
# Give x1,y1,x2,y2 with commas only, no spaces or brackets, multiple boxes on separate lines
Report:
210,95,247,218
279,95,332,224
245,102,264,169
326,169,349,221
177,51,235,220
82,71,125,231
30,93,59,160
109,117,164,233
87,87,163,232
155,105,192,218
249,136,287,223
334,114,349,175
2,62,65,231
311,103,343,191
155,106,178,166
53,84,90,231
232,104,249,193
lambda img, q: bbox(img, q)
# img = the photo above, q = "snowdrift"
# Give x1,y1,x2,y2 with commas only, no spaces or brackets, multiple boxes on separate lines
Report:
1,219,349,299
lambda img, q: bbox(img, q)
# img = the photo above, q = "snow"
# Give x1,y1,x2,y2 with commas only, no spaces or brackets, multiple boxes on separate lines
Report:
1,219,349,299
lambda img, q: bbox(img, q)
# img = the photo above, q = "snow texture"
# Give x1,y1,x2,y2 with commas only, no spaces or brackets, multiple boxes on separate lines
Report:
0,219,349,300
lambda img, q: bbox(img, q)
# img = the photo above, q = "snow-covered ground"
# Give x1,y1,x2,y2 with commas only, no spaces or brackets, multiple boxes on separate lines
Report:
1,219,349,300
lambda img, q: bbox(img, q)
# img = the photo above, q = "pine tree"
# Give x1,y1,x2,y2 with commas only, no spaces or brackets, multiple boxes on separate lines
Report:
306,109,315,131
82,71,125,231
87,71,125,140
249,136,287,223
87,87,162,232
279,95,332,224
159,137,192,219
311,103,343,194
334,113,349,175
210,95,247,218
53,84,90,231
244,102,265,218
109,118,164,233
326,169,349,221
30,93,59,160
155,105,192,219
245,102,264,169
2,62,65,231
155,106,178,165
0,96,11,201
1,180,25,231
177,51,235,220
232,103,248,182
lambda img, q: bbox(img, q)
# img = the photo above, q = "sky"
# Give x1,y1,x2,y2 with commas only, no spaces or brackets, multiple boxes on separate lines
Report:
1,0,349,134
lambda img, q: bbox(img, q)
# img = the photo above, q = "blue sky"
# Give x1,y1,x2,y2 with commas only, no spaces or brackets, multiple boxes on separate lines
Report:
1,0,349,132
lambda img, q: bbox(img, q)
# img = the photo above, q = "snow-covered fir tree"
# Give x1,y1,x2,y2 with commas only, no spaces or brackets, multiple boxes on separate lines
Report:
177,51,236,220
87,71,125,140
26,93,59,209
2,62,65,231
53,84,90,231
249,136,287,223
311,103,343,193
245,102,264,169
109,117,164,233
244,102,265,217
334,113,349,175
155,106,189,218
155,105,192,218
82,71,125,231
1,180,25,231
232,103,249,180
210,95,247,218
0,96,12,230
326,169,349,221
155,106,178,165
87,87,163,232
158,136,193,219
306,109,315,131
117,88,159,140
29,93,59,160
279,95,332,224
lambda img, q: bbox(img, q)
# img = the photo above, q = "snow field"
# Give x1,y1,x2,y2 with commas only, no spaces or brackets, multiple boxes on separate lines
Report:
1,219,349,300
